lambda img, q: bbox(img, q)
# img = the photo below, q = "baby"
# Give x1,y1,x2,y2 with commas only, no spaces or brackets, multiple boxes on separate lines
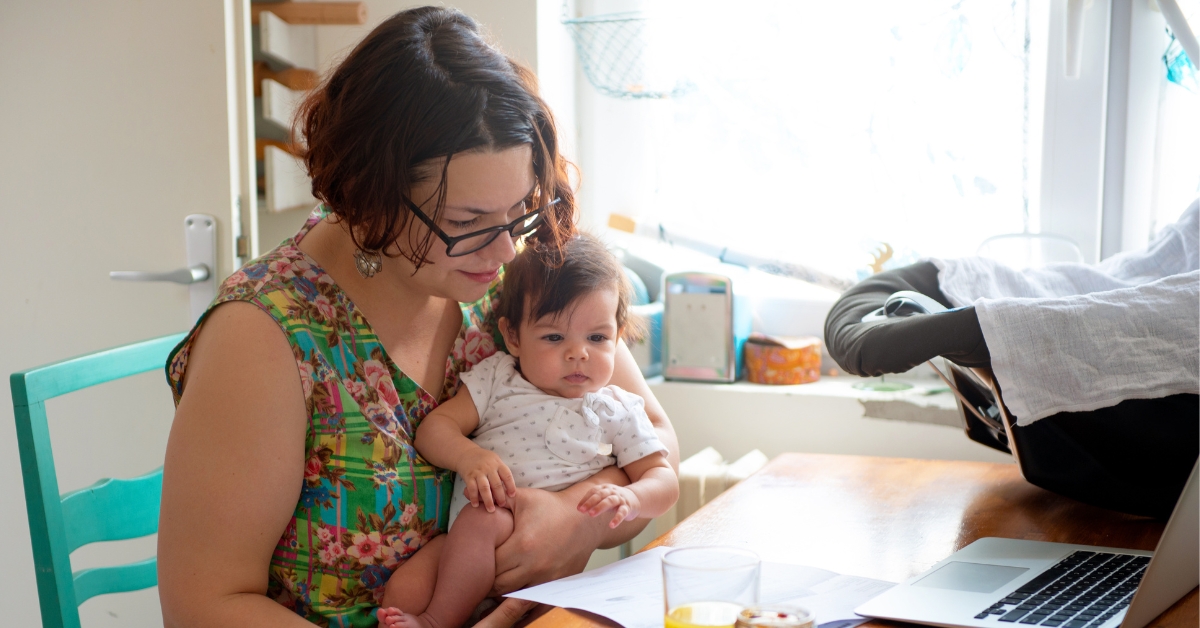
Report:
378,233,679,628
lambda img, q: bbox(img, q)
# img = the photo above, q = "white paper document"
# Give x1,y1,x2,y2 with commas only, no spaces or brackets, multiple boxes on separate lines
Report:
507,547,895,628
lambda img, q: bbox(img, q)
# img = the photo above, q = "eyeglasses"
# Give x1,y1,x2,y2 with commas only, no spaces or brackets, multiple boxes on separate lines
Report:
404,196,561,257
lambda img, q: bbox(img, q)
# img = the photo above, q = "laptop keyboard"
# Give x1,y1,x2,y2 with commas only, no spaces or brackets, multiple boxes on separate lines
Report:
974,551,1150,627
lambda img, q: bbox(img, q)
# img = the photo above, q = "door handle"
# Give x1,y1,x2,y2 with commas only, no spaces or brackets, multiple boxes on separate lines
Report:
109,214,217,323
110,264,210,284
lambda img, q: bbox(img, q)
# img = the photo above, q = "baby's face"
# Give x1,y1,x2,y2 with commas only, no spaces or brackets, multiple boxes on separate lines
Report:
506,288,620,398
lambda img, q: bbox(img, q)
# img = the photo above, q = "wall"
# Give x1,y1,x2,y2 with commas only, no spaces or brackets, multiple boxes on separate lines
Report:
312,0,539,75
0,2,240,626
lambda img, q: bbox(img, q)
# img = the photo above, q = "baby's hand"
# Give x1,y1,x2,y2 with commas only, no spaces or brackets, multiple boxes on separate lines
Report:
577,483,641,528
458,449,517,512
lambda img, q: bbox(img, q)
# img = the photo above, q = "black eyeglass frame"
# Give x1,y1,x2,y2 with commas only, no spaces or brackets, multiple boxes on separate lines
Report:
403,196,562,257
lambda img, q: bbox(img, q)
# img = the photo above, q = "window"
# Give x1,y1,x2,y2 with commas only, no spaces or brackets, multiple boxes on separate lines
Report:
572,0,1198,279
1150,22,1200,235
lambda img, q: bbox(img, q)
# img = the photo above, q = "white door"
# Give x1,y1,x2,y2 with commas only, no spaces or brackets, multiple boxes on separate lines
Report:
0,2,246,626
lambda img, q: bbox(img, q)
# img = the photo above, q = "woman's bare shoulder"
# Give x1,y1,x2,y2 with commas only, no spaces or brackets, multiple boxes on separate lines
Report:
177,300,306,431
183,301,296,388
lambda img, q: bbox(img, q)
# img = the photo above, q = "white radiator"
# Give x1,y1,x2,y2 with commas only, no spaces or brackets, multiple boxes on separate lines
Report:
676,447,769,521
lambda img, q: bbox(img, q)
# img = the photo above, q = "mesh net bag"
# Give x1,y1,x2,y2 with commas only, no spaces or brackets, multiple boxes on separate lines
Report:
563,11,690,99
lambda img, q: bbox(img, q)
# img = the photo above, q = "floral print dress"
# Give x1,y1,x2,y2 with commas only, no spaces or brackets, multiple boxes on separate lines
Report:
166,207,502,627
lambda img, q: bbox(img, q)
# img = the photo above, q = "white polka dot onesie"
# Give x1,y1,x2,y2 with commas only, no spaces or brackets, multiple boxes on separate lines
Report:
447,352,667,525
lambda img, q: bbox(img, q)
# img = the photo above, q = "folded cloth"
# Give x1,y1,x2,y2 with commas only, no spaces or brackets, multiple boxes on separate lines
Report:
933,198,1200,425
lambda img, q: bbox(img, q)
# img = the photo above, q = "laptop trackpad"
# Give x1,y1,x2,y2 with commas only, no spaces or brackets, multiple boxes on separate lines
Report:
912,562,1029,594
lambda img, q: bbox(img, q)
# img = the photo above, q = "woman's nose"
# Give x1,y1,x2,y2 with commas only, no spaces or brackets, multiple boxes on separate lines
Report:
481,228,518,263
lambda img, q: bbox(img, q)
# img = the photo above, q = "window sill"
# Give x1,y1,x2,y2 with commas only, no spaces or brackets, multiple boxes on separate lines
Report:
649,373,963,429
646,370,1013,467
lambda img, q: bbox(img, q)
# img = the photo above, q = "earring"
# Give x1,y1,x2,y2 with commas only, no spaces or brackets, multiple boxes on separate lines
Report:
353,248,383,278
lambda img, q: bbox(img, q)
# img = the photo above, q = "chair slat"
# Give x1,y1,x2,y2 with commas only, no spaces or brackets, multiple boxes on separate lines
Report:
11,332,186,406
72,558,158,605
62,469,163,553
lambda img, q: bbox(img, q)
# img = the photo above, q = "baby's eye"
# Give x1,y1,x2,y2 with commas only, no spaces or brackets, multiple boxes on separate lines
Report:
543,334,564,342
588,334,609,343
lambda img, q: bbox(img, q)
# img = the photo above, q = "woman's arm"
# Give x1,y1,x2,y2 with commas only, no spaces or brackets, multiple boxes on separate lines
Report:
492,341,679,593
158,302,313,627
608,341,679,471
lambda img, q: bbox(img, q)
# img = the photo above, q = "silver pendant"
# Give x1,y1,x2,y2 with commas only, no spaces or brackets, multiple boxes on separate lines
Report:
353,248,382,278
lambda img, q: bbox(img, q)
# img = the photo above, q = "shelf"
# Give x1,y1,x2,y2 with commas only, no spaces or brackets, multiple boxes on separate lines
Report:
254,10,316,69
263,145,314,213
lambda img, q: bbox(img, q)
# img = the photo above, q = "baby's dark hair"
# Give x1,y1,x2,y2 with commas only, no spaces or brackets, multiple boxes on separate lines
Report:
497,233,640,340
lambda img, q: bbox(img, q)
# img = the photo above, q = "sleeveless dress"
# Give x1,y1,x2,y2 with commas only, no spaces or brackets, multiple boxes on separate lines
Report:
166,207,502,627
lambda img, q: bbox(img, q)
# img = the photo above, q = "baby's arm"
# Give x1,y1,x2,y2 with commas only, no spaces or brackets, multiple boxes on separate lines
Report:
577,453,679,528
415,387,517,511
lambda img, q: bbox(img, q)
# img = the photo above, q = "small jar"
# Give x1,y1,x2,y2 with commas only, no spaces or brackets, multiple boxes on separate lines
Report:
734,606,815,628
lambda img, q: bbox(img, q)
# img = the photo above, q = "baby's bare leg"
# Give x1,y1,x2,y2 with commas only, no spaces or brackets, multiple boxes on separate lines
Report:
383,506,515,628
380,534,444,615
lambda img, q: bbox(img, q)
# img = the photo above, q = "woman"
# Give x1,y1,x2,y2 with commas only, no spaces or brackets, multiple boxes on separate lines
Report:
157,7,678,627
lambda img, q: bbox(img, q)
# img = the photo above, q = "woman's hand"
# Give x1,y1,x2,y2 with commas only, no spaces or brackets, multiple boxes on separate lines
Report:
459,448,517,511
491,482,609,594
492,486,598,593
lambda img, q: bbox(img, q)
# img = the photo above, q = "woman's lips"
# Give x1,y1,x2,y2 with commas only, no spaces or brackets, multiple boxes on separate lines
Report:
460,268,499,283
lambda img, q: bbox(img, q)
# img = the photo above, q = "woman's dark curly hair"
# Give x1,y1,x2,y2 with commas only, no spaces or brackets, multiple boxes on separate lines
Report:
294,6,576,268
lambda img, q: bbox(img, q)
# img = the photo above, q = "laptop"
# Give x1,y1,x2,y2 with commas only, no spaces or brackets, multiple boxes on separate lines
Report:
856,460,1198,628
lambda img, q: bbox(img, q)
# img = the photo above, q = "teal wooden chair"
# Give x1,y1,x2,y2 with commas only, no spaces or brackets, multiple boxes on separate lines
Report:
11,332,186,628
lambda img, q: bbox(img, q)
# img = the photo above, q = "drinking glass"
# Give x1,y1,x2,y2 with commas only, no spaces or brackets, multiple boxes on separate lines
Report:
662,546,761,628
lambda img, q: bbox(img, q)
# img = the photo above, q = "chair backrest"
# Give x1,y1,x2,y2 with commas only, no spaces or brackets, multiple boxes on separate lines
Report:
11,333,186,628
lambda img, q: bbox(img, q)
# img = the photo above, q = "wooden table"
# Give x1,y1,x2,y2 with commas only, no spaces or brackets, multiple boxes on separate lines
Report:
528,453,1197,628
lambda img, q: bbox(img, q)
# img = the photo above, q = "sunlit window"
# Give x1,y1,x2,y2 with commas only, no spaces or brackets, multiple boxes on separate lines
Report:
1150,19,1200,235
577,0,1049,280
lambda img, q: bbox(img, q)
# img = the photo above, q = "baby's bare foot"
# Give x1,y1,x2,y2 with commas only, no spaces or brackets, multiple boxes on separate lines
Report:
377,607,408,628
378,609,436,628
